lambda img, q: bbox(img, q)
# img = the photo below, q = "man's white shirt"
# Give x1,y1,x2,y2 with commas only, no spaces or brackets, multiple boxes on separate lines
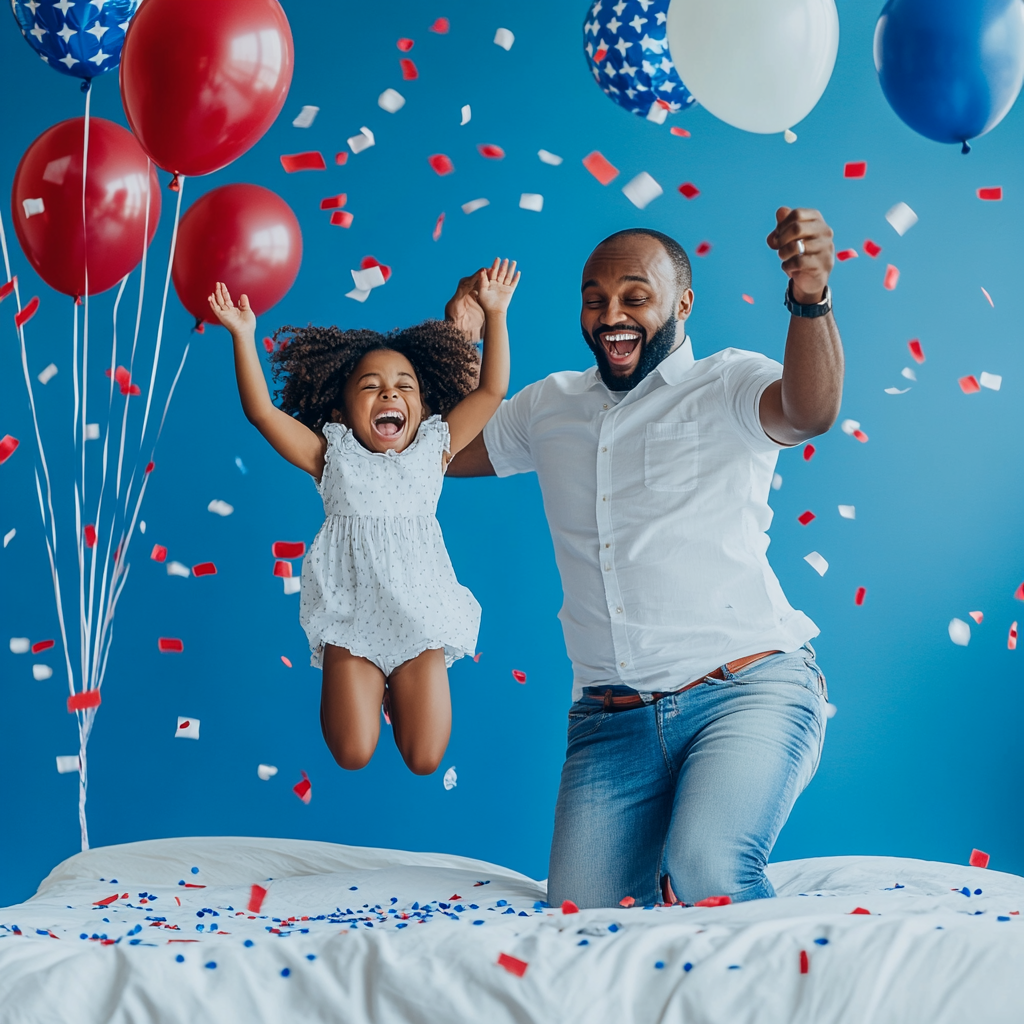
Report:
483,337,819,700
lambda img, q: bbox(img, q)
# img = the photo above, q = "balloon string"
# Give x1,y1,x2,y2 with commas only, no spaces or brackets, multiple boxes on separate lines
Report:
80,82,91,512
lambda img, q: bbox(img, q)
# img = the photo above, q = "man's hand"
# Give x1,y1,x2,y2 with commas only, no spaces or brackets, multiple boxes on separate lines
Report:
444,269,487,342
766,207,834,305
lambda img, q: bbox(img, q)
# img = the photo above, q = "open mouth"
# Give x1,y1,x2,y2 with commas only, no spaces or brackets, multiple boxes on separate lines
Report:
372,409,406,438
599,329,642,367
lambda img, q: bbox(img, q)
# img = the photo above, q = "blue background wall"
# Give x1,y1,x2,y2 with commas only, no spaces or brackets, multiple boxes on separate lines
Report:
2,0,1023,907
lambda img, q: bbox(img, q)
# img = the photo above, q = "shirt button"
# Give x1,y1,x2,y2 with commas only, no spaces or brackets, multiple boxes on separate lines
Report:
604,564,611,571
601,446,607,453
616,607,622,613
602,495,607,501
604,543,610,548
620,662,627,668
603,404,609,410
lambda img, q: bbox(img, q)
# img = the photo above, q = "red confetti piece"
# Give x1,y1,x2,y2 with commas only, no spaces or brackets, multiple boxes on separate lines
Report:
67,690,101,712
280,152,326,173
320,194,347,210
497,952,528,977
472,652,482,662
969,611,983,624
145,461,155,474
803,444,815,461
360,256,392,282
512,669,526,684
281,656,293,668
863,239,882,258
695,241,712,256
1009,621,1018,650
1015,582,1024,602
0,277,15,302
477,144,505,160
799,949,809,974
678,181,700,199
561,900,579,914
330,210,353,228
853,429,868,443
93,894,120,907
977,187,1002,201
843,161,867,179
742,294,754,304
694,895,732,907
908,339,925,363
158,637,183,653
849,907,871,915
429,17,449,33
335,152,348,166
432,212,445,241
582,151,619,185
959,375,981,394
273,560,293,578
397,37,414,51
150,544,167,562
883,265,900,290
797,511,816,526
428,153,455,176
192,562,217,576
84,524,97,548
31,639,54,654
400,58,418,80
181,883,205,888
619,896,635,907
981,286,994,307
14,296,39,328
262,337,274,353
836,249,858,261
670,127,691,137
969,848,990,868
293,770,312,804
855,586,867,606
272,541,306,559
0,435,20,464
594,47,607,62
247,885,267,913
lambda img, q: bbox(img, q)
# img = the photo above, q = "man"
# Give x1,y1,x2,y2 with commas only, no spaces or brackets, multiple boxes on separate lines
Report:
445,208,843,908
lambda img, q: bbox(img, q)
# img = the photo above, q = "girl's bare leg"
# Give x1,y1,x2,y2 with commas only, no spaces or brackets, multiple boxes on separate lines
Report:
387,648,451,776
320,644,386,770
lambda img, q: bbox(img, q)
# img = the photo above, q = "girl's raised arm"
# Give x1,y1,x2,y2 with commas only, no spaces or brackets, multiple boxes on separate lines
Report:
445,258,519,457
208,283,327,478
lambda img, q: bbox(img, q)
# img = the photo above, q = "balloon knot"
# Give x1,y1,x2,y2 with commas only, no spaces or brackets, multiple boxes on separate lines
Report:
961,140,972,154
74,295,82,306
80,79,91,94
192,318,205,335
169,173,181,192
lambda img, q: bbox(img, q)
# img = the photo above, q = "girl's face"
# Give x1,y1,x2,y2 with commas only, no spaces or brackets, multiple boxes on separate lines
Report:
338,349,425,453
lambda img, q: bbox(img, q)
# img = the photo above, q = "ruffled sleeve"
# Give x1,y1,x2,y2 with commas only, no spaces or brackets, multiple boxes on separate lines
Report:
316,422,349,491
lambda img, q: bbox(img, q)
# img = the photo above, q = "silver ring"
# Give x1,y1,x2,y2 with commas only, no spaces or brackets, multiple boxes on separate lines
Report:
796,239,806,255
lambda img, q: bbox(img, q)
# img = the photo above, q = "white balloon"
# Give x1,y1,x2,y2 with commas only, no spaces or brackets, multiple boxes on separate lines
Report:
666,0,839,134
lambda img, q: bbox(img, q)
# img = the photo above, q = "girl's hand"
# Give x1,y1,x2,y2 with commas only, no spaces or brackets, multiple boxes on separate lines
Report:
476,258,521,315
208,281,256,336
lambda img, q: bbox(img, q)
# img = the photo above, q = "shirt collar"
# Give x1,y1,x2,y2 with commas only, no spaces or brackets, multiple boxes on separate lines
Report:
587,335,695,396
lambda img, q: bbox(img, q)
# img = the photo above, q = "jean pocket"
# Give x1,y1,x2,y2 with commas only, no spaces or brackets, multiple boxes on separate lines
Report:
567,707,609,744
644,421,699,492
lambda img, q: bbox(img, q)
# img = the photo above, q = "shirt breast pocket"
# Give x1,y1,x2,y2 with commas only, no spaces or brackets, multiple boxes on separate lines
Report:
644,421,699,493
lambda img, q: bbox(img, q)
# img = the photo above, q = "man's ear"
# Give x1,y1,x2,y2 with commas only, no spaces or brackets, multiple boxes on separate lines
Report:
676,288,695,322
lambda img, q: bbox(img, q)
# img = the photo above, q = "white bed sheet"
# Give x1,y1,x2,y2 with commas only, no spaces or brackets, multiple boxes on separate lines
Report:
1,836,1022,1023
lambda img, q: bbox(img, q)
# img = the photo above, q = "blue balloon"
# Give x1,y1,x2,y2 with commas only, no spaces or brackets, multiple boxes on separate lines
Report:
583,0,694,121
874,0,1024,152
10,0,139,82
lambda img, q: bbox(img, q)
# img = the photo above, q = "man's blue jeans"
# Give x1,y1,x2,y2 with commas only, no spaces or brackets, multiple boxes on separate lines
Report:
547,645,827,908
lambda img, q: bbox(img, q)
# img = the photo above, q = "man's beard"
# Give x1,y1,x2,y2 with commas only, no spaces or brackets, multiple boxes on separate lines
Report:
583,316,679,392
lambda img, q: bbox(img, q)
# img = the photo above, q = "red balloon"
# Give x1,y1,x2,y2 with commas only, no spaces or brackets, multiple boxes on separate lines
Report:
120,0,293,177
172,184,302,323
11,118,161,298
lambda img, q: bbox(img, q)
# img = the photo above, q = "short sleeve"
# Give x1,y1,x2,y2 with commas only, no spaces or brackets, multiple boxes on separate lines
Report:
718,349,787,453
482,384,541,477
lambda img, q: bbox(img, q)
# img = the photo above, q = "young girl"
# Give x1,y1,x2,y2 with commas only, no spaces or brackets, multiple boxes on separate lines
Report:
208,259,520,775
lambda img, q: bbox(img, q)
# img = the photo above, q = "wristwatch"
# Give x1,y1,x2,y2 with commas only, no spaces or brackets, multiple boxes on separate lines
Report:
784,280,832,318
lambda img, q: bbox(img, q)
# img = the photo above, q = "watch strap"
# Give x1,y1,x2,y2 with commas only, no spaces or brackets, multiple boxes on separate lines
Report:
784,281,832,318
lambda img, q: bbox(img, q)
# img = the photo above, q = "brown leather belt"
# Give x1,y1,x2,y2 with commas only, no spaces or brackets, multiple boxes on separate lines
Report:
586,650,783,712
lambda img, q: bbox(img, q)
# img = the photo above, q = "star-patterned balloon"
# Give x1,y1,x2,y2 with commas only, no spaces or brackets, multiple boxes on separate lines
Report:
582,0,694,121
10,0,139,81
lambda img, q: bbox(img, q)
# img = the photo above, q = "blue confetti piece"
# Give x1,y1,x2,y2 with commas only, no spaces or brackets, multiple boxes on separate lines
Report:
469,904,479,910
204,962,216,970
974,889,983,895
814,937,829,946
960,887,971,897
349,886,358,891
306,954,316,961
175,954,185,963
655,961,665,969
281,968,291,977
497,900,508,907
608,923,619,933
191,867,199,875
728,965,741,970
80,933,87,940
578,939,589,946
244,940,254,947
683,962,693,972
129,939,141,945
998,916,1010,922
473,920,484,926
109,880,117,884
235,457,247,474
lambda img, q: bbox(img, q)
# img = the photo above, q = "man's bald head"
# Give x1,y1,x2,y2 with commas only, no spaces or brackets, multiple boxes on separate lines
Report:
592,228,692,296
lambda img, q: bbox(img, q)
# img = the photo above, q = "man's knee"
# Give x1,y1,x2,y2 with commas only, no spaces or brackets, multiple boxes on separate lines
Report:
667,841,774,905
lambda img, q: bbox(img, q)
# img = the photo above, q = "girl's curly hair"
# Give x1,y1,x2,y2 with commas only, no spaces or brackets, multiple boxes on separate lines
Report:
269,319,481,430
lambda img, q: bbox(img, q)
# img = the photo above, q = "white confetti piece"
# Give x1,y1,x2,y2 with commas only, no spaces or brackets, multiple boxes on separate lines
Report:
901,367,917,381
538,149,563,166
283,576,301,595
837,505,856,520
646,100,668,124
350,265,386,292
85,423,100,441
461,198,490,215
885,201,918,236
884,387,911,395
460,104,471,125
139,521,146,534
784,129,798,143
345,288,371,303
32,664,53,681
981,287,994,307
291,105,319,129
622,171,663,210
257,764,278,781
55,755,80,774
519,193,544,212
948,618,971,646
235,456,247,474
443,766,457,790
378,89,405,113
9,638,29,654
840,419,860,435
37,362,58,385
347,127,375,154
771,473,782,491
22,197,44,218
980,371,1002,391
175,716,200,739
3,528,14,547
804,551,829,576
493,27,514,50
166,561,190,578
207,499,234,517
824,702,837,719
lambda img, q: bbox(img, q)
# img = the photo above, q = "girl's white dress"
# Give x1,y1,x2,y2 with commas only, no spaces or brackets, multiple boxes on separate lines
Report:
300,415,480,676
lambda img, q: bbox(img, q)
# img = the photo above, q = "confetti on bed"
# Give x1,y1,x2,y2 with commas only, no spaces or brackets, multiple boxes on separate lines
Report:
493,27,514,50
623,172,663,210
291,106,319,129
582,151,619,186
948,618,971,646
804,551,828,576
885,202,918,236
497,952,528,977
844,161,867,179
977,187,1002,201
279,152,326,173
